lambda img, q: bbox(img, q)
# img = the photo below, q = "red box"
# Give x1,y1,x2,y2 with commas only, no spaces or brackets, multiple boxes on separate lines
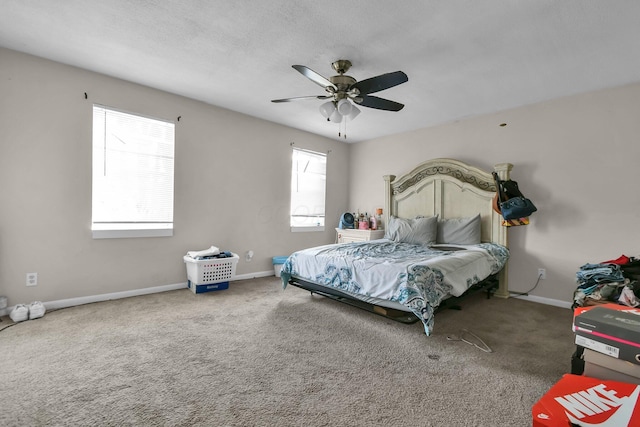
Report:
533,374,640,426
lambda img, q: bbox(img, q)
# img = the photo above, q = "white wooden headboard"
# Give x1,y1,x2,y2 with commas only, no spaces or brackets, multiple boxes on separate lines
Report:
383,158,513,298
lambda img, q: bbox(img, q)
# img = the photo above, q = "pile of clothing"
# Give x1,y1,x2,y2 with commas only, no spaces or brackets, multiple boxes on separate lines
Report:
573,255,640,308
186,245,233,260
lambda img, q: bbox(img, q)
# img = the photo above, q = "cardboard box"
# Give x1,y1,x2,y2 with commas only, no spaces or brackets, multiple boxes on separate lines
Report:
573,305,640,365
187,280,229,294
532,374,640,426
584,348,640,385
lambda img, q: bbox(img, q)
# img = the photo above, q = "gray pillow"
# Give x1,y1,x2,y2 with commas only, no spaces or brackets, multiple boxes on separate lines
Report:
384,216,438,245
436,214,481,245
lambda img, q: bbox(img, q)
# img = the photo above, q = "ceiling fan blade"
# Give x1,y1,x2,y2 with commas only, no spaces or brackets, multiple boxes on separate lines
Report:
352,71,408,95
292,65,337,91
271,95,332,103
355,95,404,111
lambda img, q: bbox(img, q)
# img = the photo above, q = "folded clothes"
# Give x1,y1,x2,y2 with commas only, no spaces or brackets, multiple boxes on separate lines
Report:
576,263,624,288
187,246,220,259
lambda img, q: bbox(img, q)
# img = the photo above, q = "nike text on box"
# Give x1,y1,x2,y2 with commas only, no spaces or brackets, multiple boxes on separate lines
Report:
532,374,640,426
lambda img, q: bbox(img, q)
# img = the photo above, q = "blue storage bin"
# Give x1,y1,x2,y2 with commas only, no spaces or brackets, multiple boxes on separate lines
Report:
188,280,229,294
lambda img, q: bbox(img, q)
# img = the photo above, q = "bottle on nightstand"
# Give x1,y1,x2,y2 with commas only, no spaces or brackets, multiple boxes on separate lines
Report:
375,208,384,230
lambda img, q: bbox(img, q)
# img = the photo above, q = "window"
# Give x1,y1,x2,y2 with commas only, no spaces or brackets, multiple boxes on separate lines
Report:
92,105,175,239
290,148,326,232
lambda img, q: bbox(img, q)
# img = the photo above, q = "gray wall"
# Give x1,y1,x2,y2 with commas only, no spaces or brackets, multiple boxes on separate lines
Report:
349,83,640,303
0,48,349,305
4,46,640,308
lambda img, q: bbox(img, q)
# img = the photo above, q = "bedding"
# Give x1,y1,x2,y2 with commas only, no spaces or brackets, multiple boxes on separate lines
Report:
436,214,482,245
281,239,509,336
384,215,438,244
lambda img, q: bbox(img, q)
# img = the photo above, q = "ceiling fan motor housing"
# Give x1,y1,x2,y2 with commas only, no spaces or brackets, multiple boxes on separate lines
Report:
329,75,358,100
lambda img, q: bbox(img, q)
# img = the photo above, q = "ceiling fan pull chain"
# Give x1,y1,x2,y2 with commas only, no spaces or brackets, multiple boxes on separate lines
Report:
338,116,347,139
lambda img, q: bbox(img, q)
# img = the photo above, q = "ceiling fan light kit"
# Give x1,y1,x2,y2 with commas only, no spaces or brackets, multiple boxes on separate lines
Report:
329,108,342,123
337,98,352,115
347,105,360,120
319,101,335,119
272,59,408,138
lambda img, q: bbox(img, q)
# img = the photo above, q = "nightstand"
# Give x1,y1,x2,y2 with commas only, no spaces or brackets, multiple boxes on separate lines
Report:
335,228,385,244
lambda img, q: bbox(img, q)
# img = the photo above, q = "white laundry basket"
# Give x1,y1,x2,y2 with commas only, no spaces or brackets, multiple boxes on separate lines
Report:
183,253,239,284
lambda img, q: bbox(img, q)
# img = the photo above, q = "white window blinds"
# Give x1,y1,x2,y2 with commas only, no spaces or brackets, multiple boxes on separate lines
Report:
290,148,326,231
92,105,175,238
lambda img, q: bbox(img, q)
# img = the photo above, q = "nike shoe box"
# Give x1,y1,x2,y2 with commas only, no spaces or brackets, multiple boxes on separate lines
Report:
532,374,640,426
573,305,640,365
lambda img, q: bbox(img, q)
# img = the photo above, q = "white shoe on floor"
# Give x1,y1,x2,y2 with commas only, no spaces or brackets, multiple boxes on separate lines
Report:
10,304,29,323
28,301,46,320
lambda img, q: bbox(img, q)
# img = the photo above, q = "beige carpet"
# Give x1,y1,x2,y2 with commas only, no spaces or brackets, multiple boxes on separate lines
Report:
0,276,575,426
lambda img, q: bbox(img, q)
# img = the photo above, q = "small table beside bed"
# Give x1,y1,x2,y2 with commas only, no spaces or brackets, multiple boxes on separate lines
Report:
281,158,513,336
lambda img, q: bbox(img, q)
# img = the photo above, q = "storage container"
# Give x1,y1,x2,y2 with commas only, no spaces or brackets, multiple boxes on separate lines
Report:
183,253,239,285
272,256,289,277
187,280,229,294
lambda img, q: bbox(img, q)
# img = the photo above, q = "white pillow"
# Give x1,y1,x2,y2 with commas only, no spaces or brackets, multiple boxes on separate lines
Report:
436,214,481,245
384,216,438,245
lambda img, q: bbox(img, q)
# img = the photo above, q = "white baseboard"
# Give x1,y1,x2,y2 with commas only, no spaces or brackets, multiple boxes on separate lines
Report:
233,270,276,281
510,293,572,309
0,270,277,315
44,282,188,311
1,272,569,316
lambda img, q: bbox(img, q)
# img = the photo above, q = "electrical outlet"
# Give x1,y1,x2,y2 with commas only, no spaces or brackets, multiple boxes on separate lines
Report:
26,272,38,286
538,268,546,280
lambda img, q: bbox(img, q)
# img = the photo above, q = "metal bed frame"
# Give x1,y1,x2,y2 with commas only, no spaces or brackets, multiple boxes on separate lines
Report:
287,274,500,324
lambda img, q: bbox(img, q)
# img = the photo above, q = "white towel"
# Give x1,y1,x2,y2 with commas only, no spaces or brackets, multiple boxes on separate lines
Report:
186,246,220,259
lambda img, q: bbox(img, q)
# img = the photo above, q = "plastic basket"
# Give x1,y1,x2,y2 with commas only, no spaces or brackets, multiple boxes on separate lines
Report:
183,253,239,284
272,256,289,277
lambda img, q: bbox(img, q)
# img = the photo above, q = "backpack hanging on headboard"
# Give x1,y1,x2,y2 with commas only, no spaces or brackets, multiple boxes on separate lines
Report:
492,172,537,225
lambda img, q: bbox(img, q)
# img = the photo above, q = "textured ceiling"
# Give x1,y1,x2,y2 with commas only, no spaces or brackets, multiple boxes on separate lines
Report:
2,1,640,143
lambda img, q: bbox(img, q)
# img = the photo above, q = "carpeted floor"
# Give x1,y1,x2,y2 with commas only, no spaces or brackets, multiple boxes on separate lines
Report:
0,276,575,426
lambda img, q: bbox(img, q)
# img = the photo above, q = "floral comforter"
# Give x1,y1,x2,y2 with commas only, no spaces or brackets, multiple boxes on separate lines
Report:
280,239,509,335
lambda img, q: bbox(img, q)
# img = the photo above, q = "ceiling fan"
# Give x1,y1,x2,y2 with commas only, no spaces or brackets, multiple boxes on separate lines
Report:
271,60,408,124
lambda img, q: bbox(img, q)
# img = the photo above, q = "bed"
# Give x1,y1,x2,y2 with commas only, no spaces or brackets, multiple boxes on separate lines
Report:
281,158,513,335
